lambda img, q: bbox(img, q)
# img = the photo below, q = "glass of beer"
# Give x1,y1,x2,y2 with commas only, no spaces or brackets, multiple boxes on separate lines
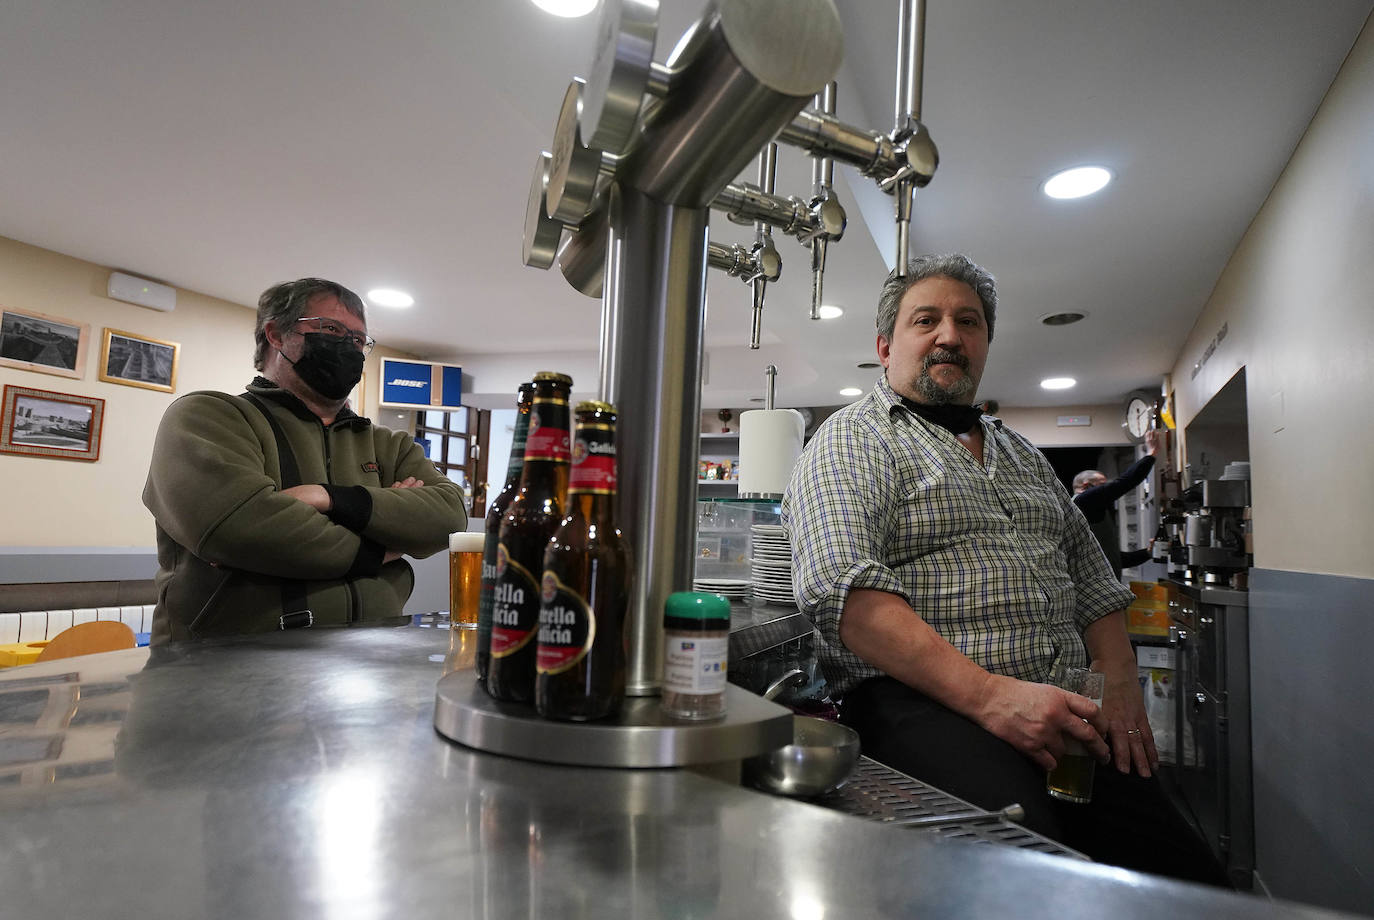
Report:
446,532,486,672
1046,667,1106,804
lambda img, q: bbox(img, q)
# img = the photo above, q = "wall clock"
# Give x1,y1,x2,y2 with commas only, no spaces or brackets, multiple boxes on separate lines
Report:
1122,390,1156,443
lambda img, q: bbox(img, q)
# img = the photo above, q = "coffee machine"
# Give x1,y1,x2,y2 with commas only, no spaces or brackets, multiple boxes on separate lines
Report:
1180,478,1251,587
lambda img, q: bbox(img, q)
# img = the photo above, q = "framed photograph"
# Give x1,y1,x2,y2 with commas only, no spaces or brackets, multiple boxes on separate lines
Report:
0,306,90,379
98,328,180,393
0,385,105,462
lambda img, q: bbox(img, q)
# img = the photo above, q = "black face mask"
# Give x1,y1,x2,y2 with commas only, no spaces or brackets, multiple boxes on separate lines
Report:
285,333,365,400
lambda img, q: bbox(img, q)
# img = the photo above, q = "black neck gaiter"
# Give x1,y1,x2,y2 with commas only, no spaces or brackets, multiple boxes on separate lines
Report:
899,396,984,435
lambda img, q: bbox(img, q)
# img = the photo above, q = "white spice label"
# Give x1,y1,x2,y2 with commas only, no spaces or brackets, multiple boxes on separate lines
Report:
664,635,729,694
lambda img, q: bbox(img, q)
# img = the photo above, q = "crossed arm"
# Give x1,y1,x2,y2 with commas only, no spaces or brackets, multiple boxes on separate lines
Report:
282,476,424,563
144,395,466,579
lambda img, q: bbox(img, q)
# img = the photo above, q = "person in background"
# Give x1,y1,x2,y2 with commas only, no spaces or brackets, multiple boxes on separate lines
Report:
1072,428,1161,580
784,254,1225,884
143,278,466,644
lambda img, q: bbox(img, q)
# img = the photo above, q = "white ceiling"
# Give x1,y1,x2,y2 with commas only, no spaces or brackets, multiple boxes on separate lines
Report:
0,0,1368,412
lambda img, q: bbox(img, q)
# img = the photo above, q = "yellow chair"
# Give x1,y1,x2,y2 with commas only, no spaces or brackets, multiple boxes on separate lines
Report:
0,641,49,667
34,621,136,662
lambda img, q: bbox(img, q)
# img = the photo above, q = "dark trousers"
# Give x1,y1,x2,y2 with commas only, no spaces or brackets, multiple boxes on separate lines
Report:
841,676,1230,887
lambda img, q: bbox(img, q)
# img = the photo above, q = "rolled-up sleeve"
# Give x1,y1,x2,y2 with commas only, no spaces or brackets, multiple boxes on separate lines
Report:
1060,488,1136,631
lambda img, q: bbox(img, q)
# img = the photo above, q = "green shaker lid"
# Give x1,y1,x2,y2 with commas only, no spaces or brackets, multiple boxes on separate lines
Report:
664,591,731,620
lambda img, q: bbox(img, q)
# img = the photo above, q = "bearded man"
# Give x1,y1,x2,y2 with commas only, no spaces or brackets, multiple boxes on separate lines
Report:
783,254,1225,885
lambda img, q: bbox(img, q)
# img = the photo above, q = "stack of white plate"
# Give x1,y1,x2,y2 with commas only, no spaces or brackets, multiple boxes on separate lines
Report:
1220,461,1251,480
692,577,751,599
750,524,795,605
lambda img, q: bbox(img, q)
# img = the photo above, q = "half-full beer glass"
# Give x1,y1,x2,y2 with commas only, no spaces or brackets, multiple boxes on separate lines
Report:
1046,667,1105,804
446,532,485,671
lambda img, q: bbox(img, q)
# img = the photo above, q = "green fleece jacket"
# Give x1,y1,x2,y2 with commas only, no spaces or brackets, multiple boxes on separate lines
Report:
142,378,467,644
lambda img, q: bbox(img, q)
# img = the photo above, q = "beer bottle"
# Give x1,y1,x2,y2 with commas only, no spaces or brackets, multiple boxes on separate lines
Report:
1151,519,1169,564
476,381,534,681
486,372,573,703
536,401,631,721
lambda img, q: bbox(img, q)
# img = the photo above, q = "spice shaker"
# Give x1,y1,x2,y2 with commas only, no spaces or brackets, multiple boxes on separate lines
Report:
661,591,730,721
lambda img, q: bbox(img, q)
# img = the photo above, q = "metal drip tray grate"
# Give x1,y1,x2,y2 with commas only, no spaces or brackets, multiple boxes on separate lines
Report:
813,756,1087,859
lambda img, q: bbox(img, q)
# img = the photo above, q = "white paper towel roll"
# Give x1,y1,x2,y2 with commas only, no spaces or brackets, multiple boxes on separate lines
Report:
738,409,805,497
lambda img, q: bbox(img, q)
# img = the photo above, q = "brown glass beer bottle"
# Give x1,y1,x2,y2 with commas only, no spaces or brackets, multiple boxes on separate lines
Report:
536,401,631,721
476,381,533,682
486,372,572,703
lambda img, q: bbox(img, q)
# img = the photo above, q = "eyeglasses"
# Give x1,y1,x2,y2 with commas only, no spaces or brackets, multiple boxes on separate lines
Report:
292,316,376,354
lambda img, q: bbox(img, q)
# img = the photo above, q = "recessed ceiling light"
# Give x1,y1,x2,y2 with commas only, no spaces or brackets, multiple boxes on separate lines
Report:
529,0,597,17
1042,166,1112,200
1040,311,1087,326
1040,377,1077,390
367,288,414,308
839,387,863,397
817,304,844,320
856,361,880,369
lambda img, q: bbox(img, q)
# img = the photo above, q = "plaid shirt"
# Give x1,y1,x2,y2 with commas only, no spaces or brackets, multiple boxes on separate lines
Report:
782,376,1134,698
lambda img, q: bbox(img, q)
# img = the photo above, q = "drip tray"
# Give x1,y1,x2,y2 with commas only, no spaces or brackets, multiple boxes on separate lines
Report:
434,669,792,769
815,757,1087,859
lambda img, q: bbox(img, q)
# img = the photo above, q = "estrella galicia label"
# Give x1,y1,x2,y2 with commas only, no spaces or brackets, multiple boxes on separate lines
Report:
490,545,541,657
568,429,615,494
524,404,570,463
535,571,596,674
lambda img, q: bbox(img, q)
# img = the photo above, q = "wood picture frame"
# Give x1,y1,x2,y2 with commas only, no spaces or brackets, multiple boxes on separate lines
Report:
98,327,180,393
0,385,105,462
0,306,90,379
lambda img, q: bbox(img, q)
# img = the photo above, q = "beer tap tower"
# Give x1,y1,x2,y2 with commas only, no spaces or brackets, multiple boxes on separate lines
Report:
436,0,938,767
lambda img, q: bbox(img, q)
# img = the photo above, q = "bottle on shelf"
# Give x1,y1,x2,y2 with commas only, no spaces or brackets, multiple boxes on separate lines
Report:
1151,519,1170,564
535,401,632,721
1167,526,1187,580
486,372,573,704
475,381,533,682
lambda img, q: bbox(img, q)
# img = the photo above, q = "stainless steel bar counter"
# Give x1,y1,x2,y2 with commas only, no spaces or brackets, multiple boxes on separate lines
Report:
0,624,1347,919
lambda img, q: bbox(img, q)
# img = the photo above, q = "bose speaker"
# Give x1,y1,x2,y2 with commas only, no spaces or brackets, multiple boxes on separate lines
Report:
108,271,177,312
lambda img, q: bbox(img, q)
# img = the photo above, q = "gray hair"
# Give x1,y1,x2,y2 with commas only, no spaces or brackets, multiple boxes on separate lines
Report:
1073,470,1104,493
254,278,367,370
875,253,997,343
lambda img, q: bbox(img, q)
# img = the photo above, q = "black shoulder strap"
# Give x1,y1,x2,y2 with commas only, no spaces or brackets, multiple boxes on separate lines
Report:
240,392,312,628
241,392,301,488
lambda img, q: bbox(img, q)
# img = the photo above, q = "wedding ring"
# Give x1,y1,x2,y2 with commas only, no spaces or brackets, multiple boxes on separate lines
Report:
1125,729,1142,736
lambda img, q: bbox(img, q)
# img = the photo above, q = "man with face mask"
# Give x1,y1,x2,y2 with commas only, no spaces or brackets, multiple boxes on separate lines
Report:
143,278,466,643
784,254,1225,884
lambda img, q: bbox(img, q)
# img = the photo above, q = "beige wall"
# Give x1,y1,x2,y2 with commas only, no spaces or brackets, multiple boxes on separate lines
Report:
0,238,402,548
1166,20,1374,579
993,404,1130,447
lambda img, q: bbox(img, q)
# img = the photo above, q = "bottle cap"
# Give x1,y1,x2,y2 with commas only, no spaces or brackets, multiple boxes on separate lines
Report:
664,591,731,623
575,399,615,415
533,371,573,386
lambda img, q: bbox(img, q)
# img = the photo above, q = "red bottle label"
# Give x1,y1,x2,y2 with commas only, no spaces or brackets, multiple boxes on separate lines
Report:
524,406,570,463
535,572,594,674
489,544,541,657
568,434,616,494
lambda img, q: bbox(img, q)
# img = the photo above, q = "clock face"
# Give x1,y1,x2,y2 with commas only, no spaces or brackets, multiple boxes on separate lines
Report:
1125,396,1153,440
